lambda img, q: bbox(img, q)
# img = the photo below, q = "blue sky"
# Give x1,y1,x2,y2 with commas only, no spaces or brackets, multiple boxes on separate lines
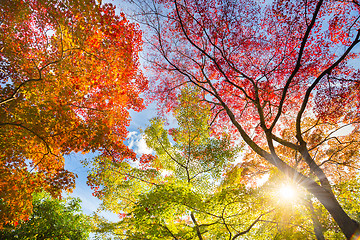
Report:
64,102,158,222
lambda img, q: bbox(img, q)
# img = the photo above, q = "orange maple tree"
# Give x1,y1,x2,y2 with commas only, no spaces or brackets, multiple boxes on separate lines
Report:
135,0,360,238
0,0,145,227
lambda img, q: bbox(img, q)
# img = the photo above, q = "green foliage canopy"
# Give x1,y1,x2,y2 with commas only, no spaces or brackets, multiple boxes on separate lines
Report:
0,192,91,240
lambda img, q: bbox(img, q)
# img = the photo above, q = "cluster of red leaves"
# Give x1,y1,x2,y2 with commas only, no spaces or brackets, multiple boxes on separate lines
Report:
139,154,157,170
315,69,360,123
144,0,360,190
149,0,359,137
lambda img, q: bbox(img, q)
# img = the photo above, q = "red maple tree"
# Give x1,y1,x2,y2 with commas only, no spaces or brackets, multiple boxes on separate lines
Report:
137,0,360,238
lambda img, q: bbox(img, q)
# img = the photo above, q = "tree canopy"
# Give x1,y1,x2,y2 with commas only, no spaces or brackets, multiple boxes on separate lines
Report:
2,0,360,239
0,0,145,227
126,0,360,238
87,88,360,239
0,192,91,240
88,88,270,239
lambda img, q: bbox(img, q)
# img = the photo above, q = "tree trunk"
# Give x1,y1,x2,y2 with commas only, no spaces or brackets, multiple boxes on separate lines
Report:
305,183,359,239
307,200,325,240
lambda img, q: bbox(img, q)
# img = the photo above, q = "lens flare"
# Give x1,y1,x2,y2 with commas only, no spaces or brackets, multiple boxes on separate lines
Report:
279,185,296,200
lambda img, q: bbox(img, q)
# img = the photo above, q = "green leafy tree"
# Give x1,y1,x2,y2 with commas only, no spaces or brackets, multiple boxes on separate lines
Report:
0,192,91,240
88,88,327,239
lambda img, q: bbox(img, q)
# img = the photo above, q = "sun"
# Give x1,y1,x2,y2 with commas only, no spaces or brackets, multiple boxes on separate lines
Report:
279,184,297,201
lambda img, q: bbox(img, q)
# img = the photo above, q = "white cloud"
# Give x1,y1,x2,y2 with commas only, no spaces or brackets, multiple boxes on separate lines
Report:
127,131,138,149
127,131,138,138
127,131,154,155
136,136,154,155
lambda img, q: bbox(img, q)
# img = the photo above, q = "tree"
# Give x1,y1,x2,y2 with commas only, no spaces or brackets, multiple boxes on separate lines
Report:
0,192,91,240
87,88,330,239
131,0,360,238
0,0,145,227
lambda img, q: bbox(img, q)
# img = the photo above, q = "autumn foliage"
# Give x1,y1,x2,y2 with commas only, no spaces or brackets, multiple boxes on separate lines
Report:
134,0,360,238
2,0,360,238
0,0,145,227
